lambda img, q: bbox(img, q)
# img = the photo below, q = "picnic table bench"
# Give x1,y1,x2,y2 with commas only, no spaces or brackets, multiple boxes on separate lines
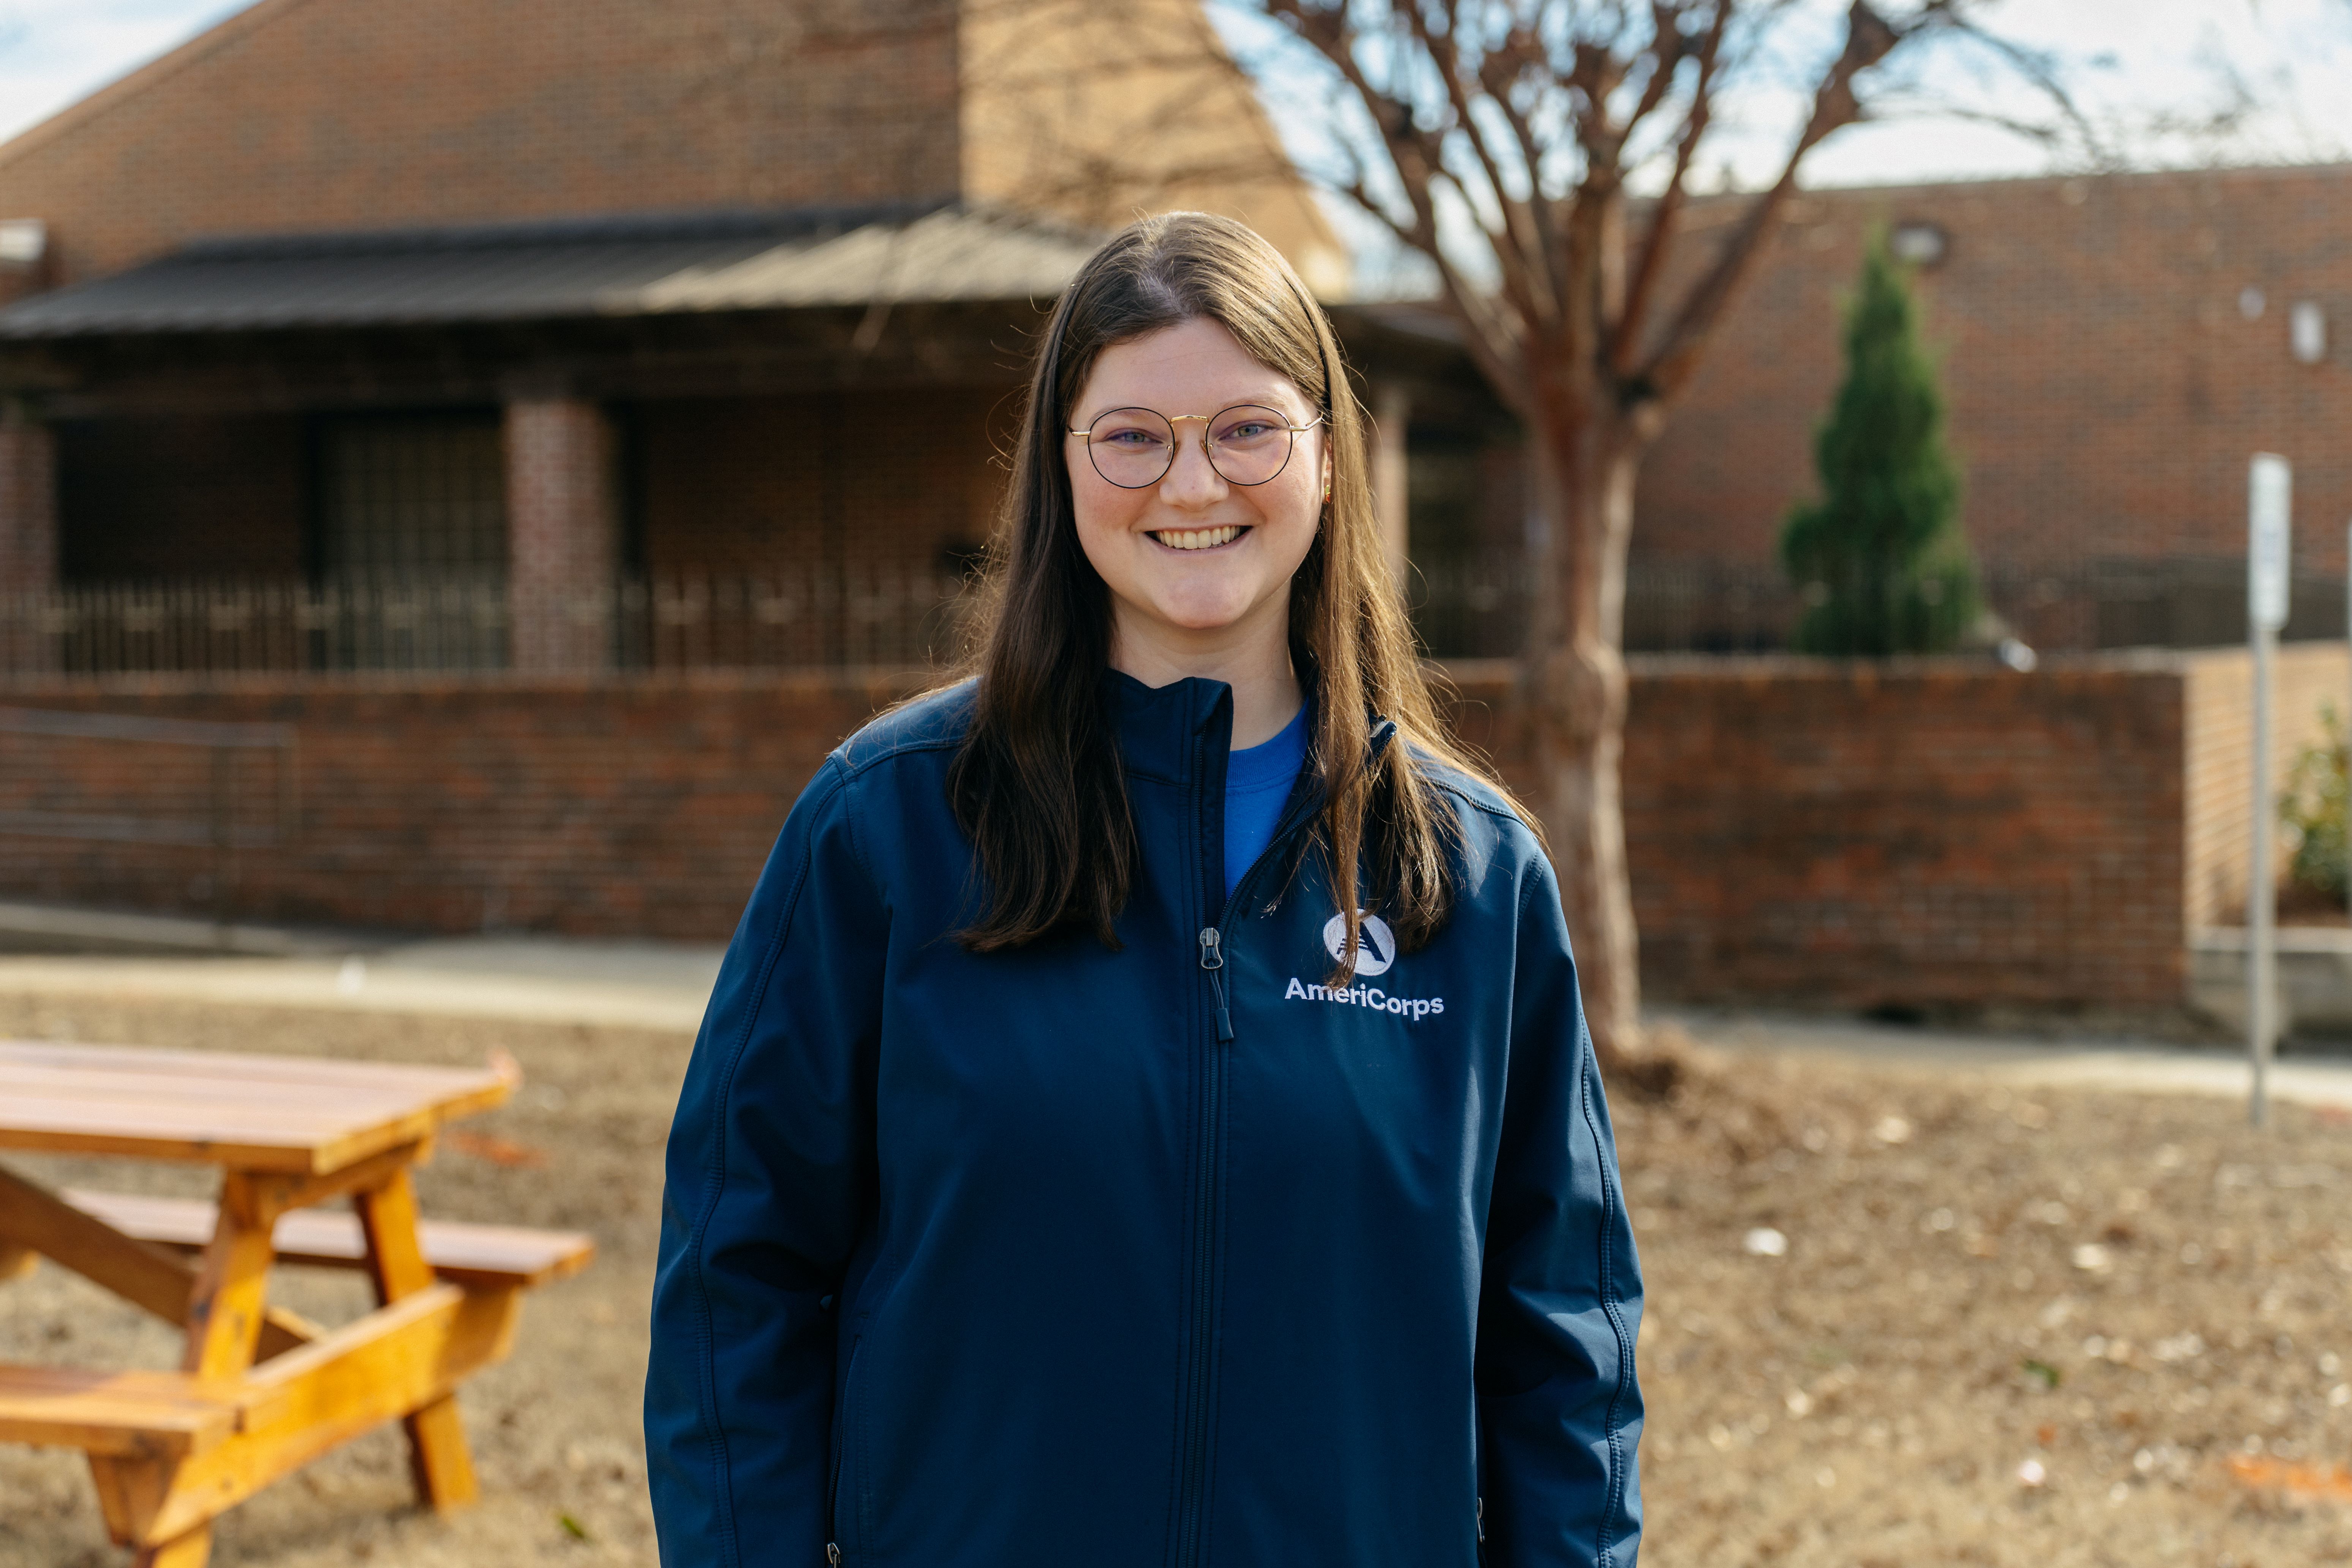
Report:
0,1040,594,1568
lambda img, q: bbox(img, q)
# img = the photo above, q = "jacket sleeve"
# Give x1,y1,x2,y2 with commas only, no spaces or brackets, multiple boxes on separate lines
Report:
1476,853,1644,1568
645,757,888,1568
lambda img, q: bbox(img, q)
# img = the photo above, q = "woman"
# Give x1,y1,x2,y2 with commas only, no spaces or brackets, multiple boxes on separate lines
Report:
645,212,1642,1568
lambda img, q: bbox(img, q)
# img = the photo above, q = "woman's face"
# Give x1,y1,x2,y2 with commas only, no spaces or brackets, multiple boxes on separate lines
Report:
1066,316,1327,650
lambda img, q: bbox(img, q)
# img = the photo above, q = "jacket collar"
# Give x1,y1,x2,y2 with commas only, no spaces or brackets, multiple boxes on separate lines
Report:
1102,667,1230,784
1099,665,1396,787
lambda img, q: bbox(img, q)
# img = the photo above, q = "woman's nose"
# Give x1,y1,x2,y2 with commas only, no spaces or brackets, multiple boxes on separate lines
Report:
1157,428,1227,505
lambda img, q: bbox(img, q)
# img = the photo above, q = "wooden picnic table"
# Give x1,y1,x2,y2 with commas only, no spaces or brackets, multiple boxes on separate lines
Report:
0,1039,594,1568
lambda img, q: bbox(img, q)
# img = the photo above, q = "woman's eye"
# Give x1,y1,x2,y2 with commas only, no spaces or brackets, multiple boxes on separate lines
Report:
1213,414,1284,443
1100,427,1166,448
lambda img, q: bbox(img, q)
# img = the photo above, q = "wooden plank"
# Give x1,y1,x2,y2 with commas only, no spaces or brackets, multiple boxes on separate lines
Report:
0,1097,461,1175
134,1524,213,1568
72,1194,597,1290
0,1365,234,1456
181,1173,277,1385
0,1165,317,1359
90,1451,171,1545
0,1064,504,1134
0,1059,461,1107
355,1171,435,1300
0,1039,509,1095
141,1283,518,1545
356,1168,479,1511
63,1190,594,1290
0,1041,512,1171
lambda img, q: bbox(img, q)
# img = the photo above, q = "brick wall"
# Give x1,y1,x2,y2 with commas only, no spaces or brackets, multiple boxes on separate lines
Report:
0,0,963,286
2183,640,2344,927
1641,166,2352,588
0,413,54,591
2,652,2317,1013
958,0,1346,292
506,397,617,672
1449,655,2217,1010
0,672,915,939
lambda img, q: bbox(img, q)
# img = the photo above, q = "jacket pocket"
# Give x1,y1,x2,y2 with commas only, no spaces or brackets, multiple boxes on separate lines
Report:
827,1334,861,1557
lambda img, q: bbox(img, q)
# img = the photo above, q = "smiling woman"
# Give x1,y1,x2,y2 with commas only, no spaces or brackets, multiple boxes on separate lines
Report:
644,212,1645,1568
1065,317,1330,744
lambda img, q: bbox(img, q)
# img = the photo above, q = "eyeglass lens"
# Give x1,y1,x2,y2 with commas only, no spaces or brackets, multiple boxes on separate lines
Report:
1081,406,1301,489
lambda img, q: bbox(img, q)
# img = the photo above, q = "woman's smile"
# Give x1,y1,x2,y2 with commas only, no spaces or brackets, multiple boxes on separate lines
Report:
1069,316,1327,648
1151,523,1251,551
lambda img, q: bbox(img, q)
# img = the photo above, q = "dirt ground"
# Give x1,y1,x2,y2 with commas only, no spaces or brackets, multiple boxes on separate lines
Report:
2,996,2349,1567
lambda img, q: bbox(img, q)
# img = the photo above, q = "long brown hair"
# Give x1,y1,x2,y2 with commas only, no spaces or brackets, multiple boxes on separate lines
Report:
947,211,1511,966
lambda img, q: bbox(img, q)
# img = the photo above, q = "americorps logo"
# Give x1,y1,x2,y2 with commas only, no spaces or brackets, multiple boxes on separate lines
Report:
1322,910,1395,976
1286,910,1445,1022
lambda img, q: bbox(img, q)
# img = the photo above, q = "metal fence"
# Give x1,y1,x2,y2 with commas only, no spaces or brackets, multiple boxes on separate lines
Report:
0,556,2335,681
1411,554,2347,658
0,568,982,680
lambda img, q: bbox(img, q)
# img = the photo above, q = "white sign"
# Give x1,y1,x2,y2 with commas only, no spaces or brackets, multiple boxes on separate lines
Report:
2249,454,2292,632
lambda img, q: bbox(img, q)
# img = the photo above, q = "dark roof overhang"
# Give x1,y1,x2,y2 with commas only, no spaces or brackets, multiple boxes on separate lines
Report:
0,201,1103,338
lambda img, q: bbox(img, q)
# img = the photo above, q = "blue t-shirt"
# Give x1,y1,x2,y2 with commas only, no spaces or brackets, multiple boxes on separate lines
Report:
1224,699,1310,900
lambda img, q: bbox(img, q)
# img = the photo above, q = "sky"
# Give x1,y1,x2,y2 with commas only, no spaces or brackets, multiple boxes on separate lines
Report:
2,2,2349,208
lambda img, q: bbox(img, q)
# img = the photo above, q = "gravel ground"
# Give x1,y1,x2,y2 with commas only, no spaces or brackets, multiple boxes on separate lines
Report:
2,996,2348,1566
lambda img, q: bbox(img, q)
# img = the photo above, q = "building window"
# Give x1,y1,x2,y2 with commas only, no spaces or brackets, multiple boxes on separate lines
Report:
2292,301,2328,365
1888,221,1947,267
316,414,506,580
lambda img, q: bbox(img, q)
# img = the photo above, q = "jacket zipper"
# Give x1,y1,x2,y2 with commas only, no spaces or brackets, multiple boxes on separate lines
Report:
825,1334,860,1564
1171,723,1228,1568
1197,927,1234,1041
1171,705,1386,1565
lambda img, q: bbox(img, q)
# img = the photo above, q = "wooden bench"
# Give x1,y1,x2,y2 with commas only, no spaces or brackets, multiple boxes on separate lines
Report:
0,1281,518,1559
0,1040,587,1568
60,1189,594,1292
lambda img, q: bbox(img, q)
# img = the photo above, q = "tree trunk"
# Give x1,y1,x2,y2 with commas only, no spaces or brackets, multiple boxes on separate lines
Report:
1518,396,1652,1075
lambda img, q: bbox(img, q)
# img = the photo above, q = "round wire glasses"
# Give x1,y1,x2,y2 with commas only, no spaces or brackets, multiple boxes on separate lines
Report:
1066,405,1326,489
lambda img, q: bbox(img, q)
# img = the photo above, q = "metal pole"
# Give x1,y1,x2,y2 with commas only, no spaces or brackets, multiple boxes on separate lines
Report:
2247,454,2292,1128
2251,614,2276,1127
2344,518,2350,921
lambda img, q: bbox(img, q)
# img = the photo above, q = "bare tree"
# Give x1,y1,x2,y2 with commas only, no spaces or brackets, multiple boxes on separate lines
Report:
1223,0,2082,1070
707,0,2114,1071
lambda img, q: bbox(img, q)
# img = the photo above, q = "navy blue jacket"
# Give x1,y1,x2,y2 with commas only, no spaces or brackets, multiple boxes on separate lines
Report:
645,672,1643,1568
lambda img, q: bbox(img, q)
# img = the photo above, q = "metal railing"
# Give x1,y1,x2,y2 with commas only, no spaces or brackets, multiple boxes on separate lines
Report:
1410,553,2349,658
0,567,983,680
0,556,2337,681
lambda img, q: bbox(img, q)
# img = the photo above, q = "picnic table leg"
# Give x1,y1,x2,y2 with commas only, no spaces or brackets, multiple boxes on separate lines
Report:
136,1529,215,1568
139,1168,288,1568
89,1450,212,1568
355,1167,480,1512
182,1172,281,1382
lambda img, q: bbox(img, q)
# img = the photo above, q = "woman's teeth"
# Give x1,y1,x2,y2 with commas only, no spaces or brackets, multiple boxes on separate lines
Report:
1154,525,1245,551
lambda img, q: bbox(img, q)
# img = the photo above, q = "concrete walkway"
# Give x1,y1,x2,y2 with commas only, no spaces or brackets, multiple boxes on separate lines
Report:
1669,1006,2352,1114
4,901,2350,1111
0,901,724,1031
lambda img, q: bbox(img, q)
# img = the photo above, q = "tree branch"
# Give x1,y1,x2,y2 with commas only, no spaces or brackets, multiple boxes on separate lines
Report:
1400,2,1559,330
1610,0,1730,373
1639,0,1909,401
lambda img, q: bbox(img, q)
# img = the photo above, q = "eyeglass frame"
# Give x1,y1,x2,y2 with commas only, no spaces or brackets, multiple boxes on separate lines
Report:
1064,405,1328,490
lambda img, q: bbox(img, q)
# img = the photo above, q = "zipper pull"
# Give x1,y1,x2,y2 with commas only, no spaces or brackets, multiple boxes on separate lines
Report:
1476,1497,1485,1542
827,1546,842,1565
1198,927,1234,1042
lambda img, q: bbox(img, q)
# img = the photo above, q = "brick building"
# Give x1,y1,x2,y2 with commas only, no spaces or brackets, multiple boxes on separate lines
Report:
0,0,1517,675
1634,164,2352,650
